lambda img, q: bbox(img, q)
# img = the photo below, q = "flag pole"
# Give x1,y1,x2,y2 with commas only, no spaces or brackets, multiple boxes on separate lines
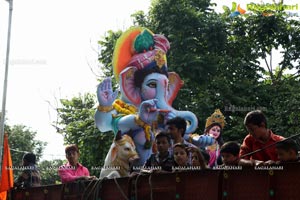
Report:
0,0,14,171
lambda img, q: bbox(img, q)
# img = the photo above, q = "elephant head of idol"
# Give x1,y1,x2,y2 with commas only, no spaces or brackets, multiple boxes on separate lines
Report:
112,27,198,135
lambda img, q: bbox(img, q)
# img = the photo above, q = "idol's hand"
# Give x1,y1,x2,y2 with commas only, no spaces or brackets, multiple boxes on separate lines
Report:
138,99,159,124
97,78,118,106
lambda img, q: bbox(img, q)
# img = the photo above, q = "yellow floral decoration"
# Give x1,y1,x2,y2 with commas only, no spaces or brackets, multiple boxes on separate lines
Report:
112,99,152,149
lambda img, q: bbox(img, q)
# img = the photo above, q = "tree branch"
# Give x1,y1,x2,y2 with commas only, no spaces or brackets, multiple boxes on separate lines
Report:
270,50,273,75
264,57,274,82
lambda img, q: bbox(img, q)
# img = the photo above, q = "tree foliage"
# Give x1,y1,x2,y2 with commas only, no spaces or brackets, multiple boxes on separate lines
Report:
96,0,300,142
6,124,46,178
55,93,114,176
39,159,64,185
97,30,123,89
222,11,300,139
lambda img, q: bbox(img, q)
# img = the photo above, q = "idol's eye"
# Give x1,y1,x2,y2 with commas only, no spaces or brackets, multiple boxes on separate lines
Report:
147,82,157,88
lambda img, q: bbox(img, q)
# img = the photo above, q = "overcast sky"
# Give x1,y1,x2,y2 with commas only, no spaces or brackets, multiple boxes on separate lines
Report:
0,0,151,160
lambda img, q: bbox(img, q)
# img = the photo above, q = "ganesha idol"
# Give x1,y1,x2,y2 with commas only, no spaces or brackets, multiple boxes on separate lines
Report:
95,27,214,167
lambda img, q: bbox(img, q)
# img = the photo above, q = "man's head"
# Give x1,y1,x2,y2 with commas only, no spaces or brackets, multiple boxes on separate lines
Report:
276,139,299,162
244,110,269,141
166,117,187,138
65,144,80,166
23,153,36,166
220,141,240,165
155,131,171,154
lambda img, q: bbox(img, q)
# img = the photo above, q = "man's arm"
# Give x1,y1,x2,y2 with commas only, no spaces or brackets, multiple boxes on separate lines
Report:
239,135,252,160
14,171,28,187
58,167,78,183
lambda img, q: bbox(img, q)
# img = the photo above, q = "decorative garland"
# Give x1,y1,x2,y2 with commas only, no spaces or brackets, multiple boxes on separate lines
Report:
134,115,152,149
112,99,152,149
112,99,137,114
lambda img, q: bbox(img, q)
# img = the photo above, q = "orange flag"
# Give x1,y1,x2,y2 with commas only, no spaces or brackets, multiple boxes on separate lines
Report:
0,133,14,199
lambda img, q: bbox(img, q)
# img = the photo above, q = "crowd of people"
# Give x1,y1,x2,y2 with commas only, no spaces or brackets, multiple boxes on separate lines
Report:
14,110,300,188
141,110,299,173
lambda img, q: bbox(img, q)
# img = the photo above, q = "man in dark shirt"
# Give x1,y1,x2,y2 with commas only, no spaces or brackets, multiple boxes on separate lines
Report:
14,153,41,188
143,132,174,172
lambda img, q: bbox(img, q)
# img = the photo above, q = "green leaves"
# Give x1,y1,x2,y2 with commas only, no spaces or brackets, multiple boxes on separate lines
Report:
7,124,46,179
56,93,114,176
39,159,64,185
95,0,300,146
98,30,122,88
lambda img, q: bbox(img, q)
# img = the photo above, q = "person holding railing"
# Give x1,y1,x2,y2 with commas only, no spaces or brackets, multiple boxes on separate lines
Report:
219,141,240,166
264,138,300,165
58,144,96,183
239,110,285,165
142,132,175,173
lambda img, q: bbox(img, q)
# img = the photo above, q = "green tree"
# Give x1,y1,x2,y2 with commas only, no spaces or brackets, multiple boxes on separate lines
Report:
96,0,300,143
55,93,114,176
39,159,64,185
98,30,123,89
263,75,300,138
148,0,227,110
203,8,300,140
7,124,46,178
206,13,266,141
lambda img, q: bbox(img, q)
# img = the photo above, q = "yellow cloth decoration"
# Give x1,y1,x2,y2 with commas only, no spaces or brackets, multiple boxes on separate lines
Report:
134,115,152,149
207,143,218,151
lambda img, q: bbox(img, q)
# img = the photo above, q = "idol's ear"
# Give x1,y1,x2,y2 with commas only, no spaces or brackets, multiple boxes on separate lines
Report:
167,72,184,105
119,67,141,106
